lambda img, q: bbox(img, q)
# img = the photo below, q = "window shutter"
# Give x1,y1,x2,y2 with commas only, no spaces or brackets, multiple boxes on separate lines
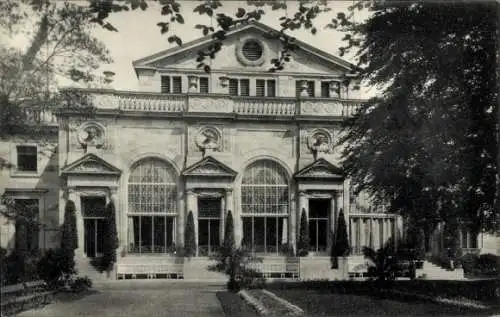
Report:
172,76,182,93
267,80,276,97
161,76,171,93
240,79,250,96
256,79,265,96
229,79,239,96
199,77,209,93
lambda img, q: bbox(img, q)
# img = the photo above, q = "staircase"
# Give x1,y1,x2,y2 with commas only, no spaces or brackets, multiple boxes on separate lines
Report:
418,261,465,280
74,256,112,281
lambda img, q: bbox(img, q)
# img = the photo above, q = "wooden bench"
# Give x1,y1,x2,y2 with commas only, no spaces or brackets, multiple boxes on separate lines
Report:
246,259,300,279
1,280,53,316
116,263,184,280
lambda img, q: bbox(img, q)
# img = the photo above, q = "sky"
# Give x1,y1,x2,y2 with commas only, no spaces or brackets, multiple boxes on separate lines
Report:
89,1,369,90
6,1,370,91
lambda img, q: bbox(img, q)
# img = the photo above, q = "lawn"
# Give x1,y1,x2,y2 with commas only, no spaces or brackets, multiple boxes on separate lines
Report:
216,291,260,317
272,289,499,317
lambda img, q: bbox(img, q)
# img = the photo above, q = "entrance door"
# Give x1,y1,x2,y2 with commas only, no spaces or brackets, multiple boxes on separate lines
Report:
308,199,330,253
81,196,106,258
198,197,221,256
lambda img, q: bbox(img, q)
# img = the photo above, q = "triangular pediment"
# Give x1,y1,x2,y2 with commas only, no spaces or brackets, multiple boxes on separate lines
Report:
182,156,237,178
294,158,344,180
62,153,122,176
132,21,355,74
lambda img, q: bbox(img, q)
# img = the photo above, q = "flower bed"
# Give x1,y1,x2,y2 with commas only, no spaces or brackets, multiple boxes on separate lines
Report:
266,279,500,303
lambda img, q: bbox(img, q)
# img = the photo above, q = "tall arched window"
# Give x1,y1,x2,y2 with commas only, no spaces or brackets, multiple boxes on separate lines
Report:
241,159,289,254
128,158,177,253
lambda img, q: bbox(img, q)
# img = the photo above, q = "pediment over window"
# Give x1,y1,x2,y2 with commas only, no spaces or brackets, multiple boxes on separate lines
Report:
294,158,344,180
182,156,237,178
61,153,121,176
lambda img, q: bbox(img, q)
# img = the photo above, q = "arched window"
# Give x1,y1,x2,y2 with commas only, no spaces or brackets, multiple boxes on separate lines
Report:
241,159,289,255
128,158,177,253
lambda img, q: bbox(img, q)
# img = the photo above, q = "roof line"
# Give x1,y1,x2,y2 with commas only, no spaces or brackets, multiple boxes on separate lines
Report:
132,20,355,72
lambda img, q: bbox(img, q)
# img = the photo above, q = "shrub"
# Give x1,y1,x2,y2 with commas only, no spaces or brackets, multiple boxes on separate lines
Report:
331,208,350,268
459,253,478,274
61,200,78,251
297,208,309,257
477,254,499,276
69,276,92,293
37,248,76,287
184,211,196,257
102,200,118,272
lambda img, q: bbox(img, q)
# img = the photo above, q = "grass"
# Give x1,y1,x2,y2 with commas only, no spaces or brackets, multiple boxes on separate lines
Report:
273,289,499,317
216,291,260,317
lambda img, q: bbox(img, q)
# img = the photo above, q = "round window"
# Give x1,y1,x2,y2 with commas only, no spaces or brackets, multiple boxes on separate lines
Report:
242,40,263,61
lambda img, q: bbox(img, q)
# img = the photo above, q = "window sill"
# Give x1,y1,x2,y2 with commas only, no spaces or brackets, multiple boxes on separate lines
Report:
10,171,40,178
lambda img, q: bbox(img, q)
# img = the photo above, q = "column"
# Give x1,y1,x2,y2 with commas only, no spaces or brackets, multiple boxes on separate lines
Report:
68,188,84,257
359,218,366,250
289,198,297,255
220,195,226,243
177,192,185,248
350,217,356,254
298,191,308,220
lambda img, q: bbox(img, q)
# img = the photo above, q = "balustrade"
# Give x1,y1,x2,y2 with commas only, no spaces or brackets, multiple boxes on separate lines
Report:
54,88,364,118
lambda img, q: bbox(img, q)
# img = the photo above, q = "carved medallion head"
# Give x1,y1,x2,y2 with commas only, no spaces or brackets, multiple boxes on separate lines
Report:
307,129,332,154
78,122,105,149
195,126,221,152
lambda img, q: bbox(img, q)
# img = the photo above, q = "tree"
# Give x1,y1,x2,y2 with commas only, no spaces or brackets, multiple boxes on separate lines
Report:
61,200,77,251
222,210,235,255
331,208,349,268
102,200,118,272
0,1,112,169
334,1,498,234
297,208,309,257
184,210,196,257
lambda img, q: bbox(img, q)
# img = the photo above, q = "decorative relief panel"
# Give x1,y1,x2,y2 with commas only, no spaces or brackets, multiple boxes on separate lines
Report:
189,96,232,113
301,128,335,155
301,100,343,116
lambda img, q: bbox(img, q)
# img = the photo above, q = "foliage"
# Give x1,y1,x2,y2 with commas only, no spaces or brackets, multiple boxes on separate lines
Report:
363,246,396,282
297,208,309,257
102,200,118,272
460,253,499,277
184,210,196,257
331,208,350,268
210,210,262,292
61,200,78,251
68,276,92,293
0,249,40,285
403,221,426,260
0,1,112,138
335,1,498,233
37,248,76,287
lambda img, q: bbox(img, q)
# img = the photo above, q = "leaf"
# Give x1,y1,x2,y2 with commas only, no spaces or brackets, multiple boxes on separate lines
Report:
161,5,172,15
203,65,211,73
139,1,148,10
311,27,317,35
235,8,246,18
103,22,118,32
176,14,184,24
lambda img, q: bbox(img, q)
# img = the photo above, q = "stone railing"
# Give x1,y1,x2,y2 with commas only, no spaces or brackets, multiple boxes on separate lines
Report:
24,107,58,126
59,88,364,118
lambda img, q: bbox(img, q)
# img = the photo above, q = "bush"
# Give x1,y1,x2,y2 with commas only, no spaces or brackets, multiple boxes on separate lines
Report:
69,276,92,293
461,253,499,277
297,208,309,257
331,208,350,268
102,201,118,272
37,248,76,287
184,211,196,257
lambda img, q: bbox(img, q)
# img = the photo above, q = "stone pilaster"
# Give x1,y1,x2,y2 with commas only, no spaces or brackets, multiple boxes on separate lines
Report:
220,196,226,243
68,187,84,257
289,197,297,254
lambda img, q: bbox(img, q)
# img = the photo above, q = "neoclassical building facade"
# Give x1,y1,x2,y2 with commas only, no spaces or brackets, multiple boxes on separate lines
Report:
2,21,494,278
